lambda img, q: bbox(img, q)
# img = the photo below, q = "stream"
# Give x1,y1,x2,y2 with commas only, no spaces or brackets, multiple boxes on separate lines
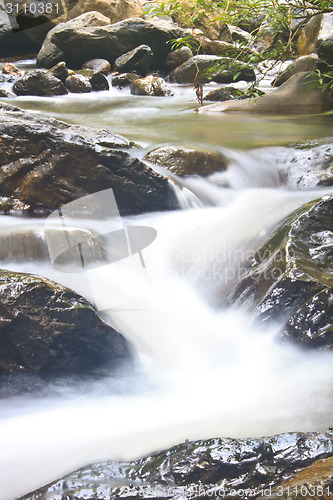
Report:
0,75,333,500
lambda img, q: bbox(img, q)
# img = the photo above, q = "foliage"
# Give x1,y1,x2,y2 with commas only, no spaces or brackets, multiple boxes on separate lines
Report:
148,1,333,103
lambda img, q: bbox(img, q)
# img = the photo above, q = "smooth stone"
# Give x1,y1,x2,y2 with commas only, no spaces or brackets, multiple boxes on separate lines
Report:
2,62,22,77
65,74,92,93
144,146,227,176
13,70,68,97
165,46,193,72
114,44,153,76
272,54,319,87
130,75,173,96
82,58,111,75
89,72,110,91
112,72,141,88
200,72,333,114
47,61,69,83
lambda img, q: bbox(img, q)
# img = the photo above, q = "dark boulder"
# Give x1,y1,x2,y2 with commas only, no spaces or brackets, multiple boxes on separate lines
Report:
231,196,333,348
0,269,130,375
89,72,110,91
112,72,140,88
0,103,178,215
20,432,333,499
144,146,227,176
47,61,69,83
37,16,188,69
204,86,239,101
130,76,173,96
13,69,68,96
0,89,15,98
82,58,111,75
317,36,333,67
165,46,193,73
65,73,92,93
36,11,111,69
114,44,153,76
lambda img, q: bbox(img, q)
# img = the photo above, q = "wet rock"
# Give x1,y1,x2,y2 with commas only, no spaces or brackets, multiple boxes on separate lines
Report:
0,269,130,375
47,61,69,83
317,36,333,67
286,140,333,187
13,69,68,96
38,16,187,70
0,103,177,215
112,72,140,88
2,62,21,77
0,74,16,83
169,55,255,84
204,86,239,101
37,11,111,69
263,456,333,499
0,88,15,98
273,54,319,87
282,287,333,349
231,195,333,348
82,58,111,75
114,44,153,76
65,74,92,93
130,76,173,96
199,37,255,59
201,72,333,114
21,432,333,499
144,146,227,176
165,46,193,73
89,72,110,91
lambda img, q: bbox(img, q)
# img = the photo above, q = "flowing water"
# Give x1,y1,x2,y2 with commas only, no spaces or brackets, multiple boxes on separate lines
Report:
1,83,333,500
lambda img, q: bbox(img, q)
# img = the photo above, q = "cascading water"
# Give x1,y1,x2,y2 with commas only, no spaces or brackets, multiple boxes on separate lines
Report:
0,85,333,500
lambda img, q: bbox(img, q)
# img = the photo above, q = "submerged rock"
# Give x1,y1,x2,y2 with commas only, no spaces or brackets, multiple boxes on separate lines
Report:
130,76,173,96
201,72,333,113
13,70,68,97
20,432,333,499
0,269,130,375
0,103,178,215
144,146,227,176
231,195,333,348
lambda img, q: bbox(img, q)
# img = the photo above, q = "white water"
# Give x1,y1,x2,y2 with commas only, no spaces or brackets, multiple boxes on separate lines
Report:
0,170,333,499
1,81,333,498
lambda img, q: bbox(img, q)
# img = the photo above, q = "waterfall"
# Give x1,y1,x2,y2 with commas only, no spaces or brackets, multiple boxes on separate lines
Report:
0,173,332,500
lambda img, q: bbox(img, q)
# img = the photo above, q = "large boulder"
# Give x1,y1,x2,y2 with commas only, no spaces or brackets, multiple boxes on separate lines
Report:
231,195,333,349
165,46,193,73
169,55,255,84
200,72,333,113
13,69,68,96
0,269,130,375
0,103,178,215
21,431,333,498
272,53,319,87
37,16,188,69
144,146,227,176
36,11,111,69
317,36,333,67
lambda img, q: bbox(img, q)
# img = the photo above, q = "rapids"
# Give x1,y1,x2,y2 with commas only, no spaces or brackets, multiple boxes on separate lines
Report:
0,81,333,500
